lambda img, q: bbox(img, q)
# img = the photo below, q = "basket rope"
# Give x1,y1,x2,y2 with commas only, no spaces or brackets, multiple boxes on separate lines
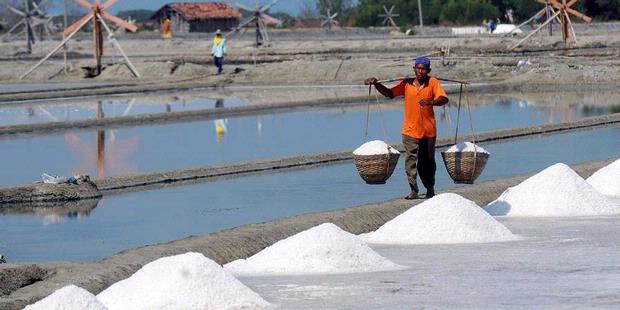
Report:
453,82,479,180
365,85,389,141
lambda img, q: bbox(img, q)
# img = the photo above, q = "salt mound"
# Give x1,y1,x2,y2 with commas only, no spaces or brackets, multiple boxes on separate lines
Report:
486,163,620,217
445,142,489,154
97,252,269,310
353,140,400,156
224,223,404,275
365,193,517,244
587,159,620,196
24,285,107,310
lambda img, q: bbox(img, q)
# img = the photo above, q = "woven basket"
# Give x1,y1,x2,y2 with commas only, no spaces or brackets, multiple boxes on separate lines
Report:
354,152,400,185
441,151,490,184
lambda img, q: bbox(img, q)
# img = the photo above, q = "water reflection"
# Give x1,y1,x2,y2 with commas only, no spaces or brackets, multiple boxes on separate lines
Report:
64,102,139,178
0,96,248,127
0,198,100,224
214,99,228,142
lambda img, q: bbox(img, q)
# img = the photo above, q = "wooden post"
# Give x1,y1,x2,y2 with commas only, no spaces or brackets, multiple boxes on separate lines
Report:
93,8,103,75
63,0,68,74
417,0,424,31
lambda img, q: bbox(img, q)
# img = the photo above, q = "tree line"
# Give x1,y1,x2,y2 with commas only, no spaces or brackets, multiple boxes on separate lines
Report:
316,0,620,27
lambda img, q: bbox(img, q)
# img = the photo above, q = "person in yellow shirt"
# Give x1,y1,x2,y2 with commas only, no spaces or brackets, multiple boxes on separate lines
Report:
211,29,227,74
365,57,449,199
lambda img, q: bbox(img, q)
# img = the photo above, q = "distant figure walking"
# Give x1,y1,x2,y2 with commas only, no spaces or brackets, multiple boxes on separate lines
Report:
488,19,497,33
212,29,227,74
162,16,172,40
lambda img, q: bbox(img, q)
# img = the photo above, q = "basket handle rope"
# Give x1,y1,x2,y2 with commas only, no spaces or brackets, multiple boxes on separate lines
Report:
364,85,389,141
453,82,479,180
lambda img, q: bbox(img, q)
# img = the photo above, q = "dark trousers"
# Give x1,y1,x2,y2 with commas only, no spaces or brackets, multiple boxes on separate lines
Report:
214,56,224,74
402,134,436,193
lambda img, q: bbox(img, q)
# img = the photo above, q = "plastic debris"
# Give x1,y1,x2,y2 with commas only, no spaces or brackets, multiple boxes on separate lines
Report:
42,173,68,184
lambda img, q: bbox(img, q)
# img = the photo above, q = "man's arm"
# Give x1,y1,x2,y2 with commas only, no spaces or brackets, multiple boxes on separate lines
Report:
419,96,448,106
364,77,394,98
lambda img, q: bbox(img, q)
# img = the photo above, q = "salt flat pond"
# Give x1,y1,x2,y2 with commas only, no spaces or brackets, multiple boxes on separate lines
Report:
1,126,618,262
0,93,618,187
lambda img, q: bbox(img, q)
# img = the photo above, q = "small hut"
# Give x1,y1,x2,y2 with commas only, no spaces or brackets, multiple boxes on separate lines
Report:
151,2,241,33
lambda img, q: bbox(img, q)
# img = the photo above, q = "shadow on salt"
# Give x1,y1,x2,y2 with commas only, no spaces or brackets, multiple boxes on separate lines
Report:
485,162,620,217
363,193,520,245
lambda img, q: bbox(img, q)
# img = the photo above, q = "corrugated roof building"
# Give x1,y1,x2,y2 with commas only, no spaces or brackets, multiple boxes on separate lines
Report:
151,2,241,33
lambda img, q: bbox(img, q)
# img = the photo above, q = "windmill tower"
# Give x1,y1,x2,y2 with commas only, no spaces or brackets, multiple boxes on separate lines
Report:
509,0,591,49
2,0,51,54
320,8,339,31
227,0,282,47
21,0,140,79
378,5,399,29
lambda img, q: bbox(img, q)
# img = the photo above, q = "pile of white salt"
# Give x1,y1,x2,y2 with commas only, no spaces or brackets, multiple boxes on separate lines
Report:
365,193,518,244
224,223,404,276
486,163,620,217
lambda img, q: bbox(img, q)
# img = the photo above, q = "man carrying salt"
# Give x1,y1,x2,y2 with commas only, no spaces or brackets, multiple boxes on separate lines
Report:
364,57,449,199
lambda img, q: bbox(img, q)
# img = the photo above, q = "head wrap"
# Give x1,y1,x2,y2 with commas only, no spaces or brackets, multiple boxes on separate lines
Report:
415,56,431,68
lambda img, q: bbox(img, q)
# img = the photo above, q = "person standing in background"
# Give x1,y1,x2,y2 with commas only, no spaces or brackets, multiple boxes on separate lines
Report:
212,29,226,74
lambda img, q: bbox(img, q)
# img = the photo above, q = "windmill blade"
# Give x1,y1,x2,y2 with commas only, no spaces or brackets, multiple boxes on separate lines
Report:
31,2,45,16
388,5,395,14
73,0,95,10
330,12,338,19
101,11,138,32
235,2,255,12
260,13,282,26
31,16,48,26
565,7,591,22
259,0,279,13
101,0,118,10
2,19,26,36
31,0,51,15
63,13,93,36
225,16,256,37
8,5,26,17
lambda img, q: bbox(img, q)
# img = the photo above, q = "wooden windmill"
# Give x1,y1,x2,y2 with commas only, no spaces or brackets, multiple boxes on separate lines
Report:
2,0,51,54
378,5,399,28
320,8,339,31
509,0,591,50
227,0,282,47
21,0,140,79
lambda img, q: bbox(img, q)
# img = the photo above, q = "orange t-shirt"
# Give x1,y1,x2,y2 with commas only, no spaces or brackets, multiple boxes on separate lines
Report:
391,77,447,139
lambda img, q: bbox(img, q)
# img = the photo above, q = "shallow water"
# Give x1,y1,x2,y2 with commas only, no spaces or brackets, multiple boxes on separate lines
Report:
0,95,618,187
1,126,618,262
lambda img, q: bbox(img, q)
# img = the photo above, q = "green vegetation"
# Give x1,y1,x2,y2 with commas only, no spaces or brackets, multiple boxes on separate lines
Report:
350,0,620,26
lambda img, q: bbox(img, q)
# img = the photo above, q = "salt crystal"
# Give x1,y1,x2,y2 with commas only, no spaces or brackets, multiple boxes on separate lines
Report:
486,163,620,217
224,223,404,276
24,285,107,310
365,193,518,244
444,142,489,154
587,158,620,196
97,252,269,310
353,140,400,156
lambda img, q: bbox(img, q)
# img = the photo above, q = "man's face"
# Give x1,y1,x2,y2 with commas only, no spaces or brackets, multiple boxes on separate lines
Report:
414,64,430,80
